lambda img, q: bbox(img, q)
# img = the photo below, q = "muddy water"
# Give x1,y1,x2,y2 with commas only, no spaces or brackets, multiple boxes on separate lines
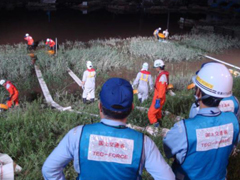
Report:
96,49,240,90
0,8,206,45
101,49,240,90
19,48,240,102
166,49,240,76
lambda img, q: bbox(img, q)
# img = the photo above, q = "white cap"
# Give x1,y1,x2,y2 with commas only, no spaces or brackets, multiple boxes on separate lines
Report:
46,38,50,42
0,79,6,85
25,33,29,37
192,63,233,98
142,62,148,71
154,59,164,68
158,27,161,30
86,61,93,69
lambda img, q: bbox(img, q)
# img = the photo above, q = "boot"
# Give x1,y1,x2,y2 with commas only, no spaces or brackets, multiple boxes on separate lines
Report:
83,98,87,104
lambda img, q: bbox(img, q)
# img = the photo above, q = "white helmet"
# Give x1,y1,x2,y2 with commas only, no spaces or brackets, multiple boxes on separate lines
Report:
142,62,148,71
158,27,161,31
46,38,50,42
192,63,232,98
86,61,93,69
154,59,164,68
0,79,6,86
25,33,29,37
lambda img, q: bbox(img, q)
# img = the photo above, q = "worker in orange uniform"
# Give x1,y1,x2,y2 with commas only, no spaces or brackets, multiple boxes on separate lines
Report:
148,59,169,127
0,80,19,108
45,38,56,50
24,33,34,51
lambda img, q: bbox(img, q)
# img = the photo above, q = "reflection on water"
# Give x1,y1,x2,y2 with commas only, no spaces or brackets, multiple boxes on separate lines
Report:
0,8,207,45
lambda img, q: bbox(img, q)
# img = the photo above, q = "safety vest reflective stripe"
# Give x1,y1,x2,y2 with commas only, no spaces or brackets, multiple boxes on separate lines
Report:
140,73,148,82
88,72,95,78
4,81,18,95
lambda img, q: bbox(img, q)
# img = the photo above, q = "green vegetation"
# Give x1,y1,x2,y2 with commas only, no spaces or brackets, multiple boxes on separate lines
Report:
0,32,240,179
0,77,239,180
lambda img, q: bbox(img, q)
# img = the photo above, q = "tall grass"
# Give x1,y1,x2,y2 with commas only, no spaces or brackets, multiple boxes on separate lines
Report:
1,31,239,93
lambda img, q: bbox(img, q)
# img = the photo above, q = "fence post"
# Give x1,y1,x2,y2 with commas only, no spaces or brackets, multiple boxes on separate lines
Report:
55,37,57,55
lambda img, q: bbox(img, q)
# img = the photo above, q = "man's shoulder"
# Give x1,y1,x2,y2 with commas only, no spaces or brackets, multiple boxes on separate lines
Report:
68,125,84,136
127,127,144,135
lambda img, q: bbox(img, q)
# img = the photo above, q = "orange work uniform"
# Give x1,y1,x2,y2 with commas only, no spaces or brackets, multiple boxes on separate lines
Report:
3,81,19,108
24,36,34,45
46,39,56,47
148,71,169,124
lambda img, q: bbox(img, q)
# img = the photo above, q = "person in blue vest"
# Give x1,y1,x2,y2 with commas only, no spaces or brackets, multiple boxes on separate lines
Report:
163,62,239,180
42,77,175,180
188,84,240,119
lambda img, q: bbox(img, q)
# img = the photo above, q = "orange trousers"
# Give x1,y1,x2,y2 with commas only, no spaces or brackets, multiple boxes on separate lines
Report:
148,96,166,124
7,93,19,108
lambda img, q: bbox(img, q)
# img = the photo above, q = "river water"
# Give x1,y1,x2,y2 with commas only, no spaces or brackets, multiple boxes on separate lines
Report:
0,7,207,45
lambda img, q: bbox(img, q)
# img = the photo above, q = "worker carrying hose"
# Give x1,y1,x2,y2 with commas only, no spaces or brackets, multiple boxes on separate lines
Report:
82,61,96,104
132,62,153,103
24,33,34,51
163,62,239,180
42,78,175,180
45,38,56,50
148,59,169,127
0,79,19,108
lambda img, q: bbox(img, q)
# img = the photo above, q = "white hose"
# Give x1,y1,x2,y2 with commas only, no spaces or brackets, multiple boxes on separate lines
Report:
204,55,240,71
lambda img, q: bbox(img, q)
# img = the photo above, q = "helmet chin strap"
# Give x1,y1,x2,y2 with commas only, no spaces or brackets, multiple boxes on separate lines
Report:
194,94,210,107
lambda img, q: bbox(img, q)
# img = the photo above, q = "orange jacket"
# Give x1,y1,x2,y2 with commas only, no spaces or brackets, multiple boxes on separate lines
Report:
24,36,34,45
46,39,56,47
4,81,19,97
154,71,169,99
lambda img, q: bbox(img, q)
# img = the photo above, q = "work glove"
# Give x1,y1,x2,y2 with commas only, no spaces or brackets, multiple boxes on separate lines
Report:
153,122,159,127
6,97,11,101
155,99,161,109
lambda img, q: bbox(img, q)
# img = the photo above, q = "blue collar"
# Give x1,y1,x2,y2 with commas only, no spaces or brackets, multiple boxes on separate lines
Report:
100,119,126,127
197,107,221,116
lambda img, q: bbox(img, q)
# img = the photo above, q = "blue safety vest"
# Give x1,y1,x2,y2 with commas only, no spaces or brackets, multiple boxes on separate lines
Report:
174,112,239,180
220,96,239,115
78,122,144,180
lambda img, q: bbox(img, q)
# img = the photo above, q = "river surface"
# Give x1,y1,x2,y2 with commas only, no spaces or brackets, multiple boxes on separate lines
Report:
0,8,208,45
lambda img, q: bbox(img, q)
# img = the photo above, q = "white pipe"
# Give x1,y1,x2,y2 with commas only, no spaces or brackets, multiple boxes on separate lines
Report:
204,55,240,71
35,65,71,111
67,68,83,87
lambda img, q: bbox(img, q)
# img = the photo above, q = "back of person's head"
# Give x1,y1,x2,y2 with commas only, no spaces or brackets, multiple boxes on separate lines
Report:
192,62,233,107
0,79,6,86
142,62,148,71
86,61,93,69
100,78,133,120
154,59,165,70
